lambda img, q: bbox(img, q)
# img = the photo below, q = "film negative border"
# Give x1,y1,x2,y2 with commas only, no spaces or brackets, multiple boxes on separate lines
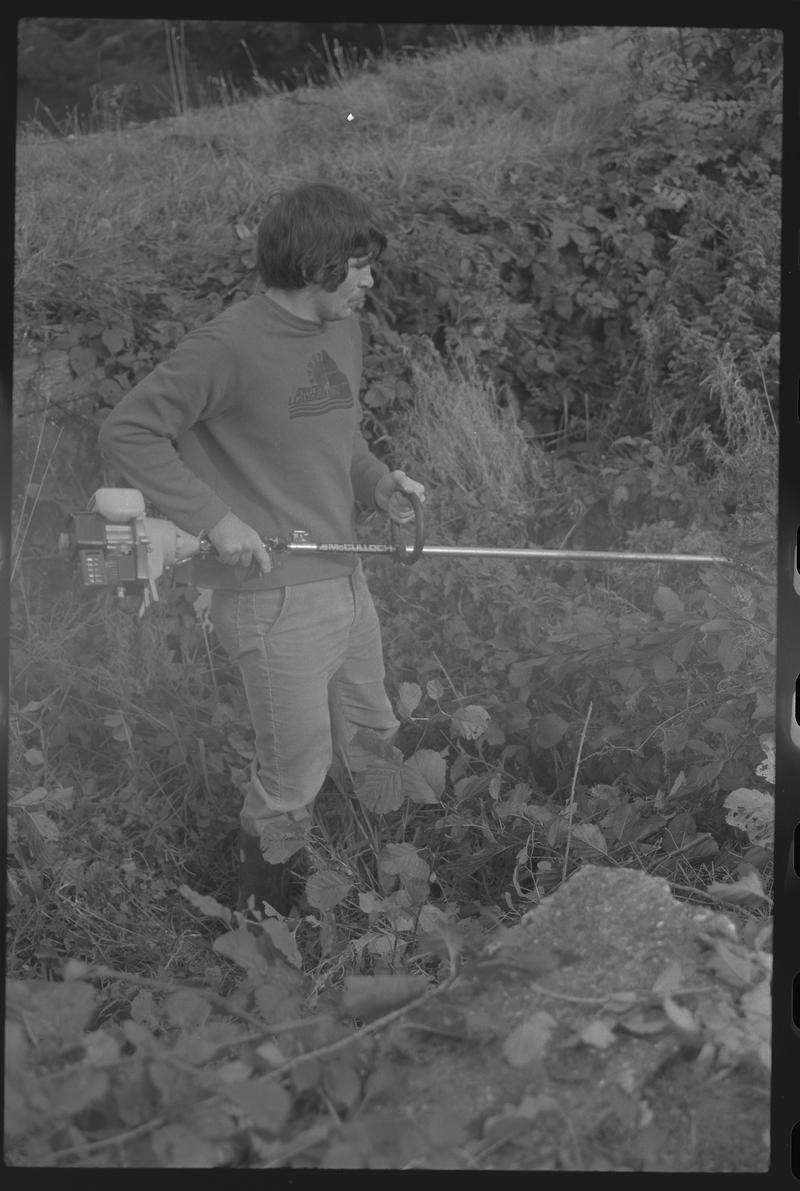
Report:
775,13,800,1182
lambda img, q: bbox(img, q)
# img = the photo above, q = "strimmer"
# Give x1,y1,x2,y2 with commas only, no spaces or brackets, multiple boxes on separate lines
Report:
212,492,771,583
59,487,772,613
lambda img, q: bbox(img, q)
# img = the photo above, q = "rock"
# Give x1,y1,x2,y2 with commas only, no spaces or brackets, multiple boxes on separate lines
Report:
517,864,698,994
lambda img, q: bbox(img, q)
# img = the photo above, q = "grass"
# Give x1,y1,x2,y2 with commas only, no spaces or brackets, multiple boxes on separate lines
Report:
699,348,778,518
394,348,549,511
14,27,629,325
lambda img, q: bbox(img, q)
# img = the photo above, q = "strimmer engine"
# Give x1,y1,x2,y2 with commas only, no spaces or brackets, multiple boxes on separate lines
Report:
59,488,205,611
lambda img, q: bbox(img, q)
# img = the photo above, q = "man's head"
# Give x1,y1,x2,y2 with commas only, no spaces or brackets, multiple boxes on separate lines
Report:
257,182,386,315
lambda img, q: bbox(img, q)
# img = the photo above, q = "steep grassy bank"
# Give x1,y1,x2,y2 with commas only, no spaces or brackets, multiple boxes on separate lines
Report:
15,29,628,321
15,26,780,485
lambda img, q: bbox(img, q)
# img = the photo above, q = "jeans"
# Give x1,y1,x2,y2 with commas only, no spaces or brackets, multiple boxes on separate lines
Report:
209,565,399,836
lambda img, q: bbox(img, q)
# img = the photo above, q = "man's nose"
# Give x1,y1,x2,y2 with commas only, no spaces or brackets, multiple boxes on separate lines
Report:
360,266,374,288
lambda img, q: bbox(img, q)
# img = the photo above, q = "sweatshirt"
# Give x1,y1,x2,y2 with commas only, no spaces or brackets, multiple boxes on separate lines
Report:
97,292,390,589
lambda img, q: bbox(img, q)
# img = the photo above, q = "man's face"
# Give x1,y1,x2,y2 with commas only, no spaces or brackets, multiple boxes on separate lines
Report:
313,256,374,323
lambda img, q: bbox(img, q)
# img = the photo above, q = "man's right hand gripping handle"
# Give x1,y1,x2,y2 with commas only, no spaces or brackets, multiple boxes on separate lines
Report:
206,512,272,575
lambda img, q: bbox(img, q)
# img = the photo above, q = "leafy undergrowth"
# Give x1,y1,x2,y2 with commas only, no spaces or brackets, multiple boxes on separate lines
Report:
9,24,778,1169
7,348,776,1168
6,854,772,1169
6,543,775,1166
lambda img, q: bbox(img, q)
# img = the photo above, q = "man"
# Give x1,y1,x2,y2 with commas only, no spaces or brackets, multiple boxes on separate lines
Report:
98,181,425,915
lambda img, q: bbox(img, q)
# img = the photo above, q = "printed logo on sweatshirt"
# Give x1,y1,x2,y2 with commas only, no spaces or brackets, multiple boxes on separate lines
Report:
289,350,354,418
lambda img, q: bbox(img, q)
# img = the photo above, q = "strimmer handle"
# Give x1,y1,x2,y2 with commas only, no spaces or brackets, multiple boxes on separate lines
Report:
393,490,425,565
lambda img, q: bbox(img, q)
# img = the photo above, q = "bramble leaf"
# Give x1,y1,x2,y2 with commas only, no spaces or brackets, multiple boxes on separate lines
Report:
706,870,769,908
179,884,232,926
450,704,491,740
27,809,60,842
653,585,684,618
662,993,699,1036
213,928,272,975
723,788,774,849
570,822,608,854
256,817,309,863
354,760,405,813
258,919,303,968
378,842,430,886
401,749,446,802
305,869,354,911
397,681,423,717
652,654,677,682
531,712,568,749
11,786,48,805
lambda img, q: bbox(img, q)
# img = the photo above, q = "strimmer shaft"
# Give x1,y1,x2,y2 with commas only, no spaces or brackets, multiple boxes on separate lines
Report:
362,544,732,565
282,541,734,564
279,540,768,580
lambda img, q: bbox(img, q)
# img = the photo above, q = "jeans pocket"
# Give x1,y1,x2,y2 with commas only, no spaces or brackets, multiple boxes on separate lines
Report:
210,586,290,657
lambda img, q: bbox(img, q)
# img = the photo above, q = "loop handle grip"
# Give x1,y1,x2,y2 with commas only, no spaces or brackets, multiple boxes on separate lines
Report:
392,490,425,565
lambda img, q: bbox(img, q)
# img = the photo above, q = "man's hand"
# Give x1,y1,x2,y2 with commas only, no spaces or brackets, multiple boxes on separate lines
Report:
207,511,272,574
374,470,426,525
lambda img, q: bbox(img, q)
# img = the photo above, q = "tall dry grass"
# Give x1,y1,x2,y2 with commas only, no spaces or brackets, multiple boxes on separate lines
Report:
699,348,778,532
394,348,549,513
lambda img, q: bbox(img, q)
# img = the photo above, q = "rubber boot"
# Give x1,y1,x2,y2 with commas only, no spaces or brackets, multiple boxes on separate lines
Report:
237,829,295,917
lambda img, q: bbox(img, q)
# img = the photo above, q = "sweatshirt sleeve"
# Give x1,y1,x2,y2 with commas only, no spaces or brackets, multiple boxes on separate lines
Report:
97,329,235,535
350,417,390,510
347,318,389,509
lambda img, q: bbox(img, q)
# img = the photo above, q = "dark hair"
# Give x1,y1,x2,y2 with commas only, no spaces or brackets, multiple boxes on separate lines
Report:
256,182,387,292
